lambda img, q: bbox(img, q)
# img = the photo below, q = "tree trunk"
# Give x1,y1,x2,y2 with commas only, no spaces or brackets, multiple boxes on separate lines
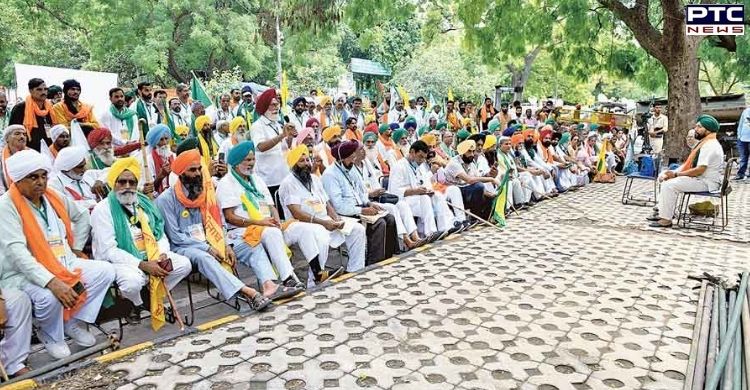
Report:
664,57,701,162
508,46,541,102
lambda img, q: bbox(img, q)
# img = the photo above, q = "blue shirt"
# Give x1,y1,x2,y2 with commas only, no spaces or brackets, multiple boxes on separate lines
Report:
155,185,219,252
321,162,368,217
738,107,750,142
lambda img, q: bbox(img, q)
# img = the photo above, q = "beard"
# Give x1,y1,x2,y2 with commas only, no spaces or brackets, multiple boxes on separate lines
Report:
65,171,83,181
171,106,181,113
266,112,279,122
523,140,534,149
180,174,204,200
400,146,410,157
95,147,116,166
695,131,707,140
365,148,379,162
156,145,171,158
238,166,253,176
292,165,312,186
461,155,475,164
116,189,138,206
542,141,552,147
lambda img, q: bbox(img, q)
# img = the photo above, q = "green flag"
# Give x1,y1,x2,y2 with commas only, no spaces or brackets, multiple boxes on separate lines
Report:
190,74,213,109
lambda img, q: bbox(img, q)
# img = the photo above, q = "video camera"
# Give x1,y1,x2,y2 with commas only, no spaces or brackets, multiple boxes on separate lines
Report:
636,99,654,154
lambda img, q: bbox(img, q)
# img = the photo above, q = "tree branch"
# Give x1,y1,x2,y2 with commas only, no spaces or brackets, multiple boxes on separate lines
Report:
597,0,663,60
30,0,90,35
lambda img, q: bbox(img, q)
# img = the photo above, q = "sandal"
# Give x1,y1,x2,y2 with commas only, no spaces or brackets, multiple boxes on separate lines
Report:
317,266,345,283
648,221,673,228
269,285,303,301
250,294,272,311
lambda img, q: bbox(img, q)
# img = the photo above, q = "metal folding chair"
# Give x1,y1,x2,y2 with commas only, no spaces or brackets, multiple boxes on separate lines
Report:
621,154,662,206
675,158,737,232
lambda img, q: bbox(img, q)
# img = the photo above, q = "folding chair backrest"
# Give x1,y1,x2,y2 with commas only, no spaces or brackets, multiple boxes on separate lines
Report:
638,155,655,177
720,158,737,195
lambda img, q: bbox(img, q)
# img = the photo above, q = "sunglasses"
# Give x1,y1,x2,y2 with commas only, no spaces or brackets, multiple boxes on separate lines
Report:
116,179,138,187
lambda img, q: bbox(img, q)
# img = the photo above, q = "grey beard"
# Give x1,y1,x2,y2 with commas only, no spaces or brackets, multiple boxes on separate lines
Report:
116,190,137,206
65,171,83,181
95,148,116,166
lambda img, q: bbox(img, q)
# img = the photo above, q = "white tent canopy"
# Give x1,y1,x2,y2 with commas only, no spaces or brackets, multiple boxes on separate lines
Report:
14,63,118,118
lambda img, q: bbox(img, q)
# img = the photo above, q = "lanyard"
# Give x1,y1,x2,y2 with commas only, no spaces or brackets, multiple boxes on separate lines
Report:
293,174,326,205
31,199,50,230
407,160,425,185
336,163,364,205
263,117,280,136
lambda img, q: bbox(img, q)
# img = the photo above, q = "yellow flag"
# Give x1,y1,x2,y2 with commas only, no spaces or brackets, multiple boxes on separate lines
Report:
397,85,410,105
137,209,167,331
447,88,454,102
197,135,231,272
280,71,289,115
596,139,608,174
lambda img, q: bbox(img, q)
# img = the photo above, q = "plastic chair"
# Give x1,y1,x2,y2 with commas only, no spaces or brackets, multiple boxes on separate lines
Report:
621,154,662,206
675,158,737,232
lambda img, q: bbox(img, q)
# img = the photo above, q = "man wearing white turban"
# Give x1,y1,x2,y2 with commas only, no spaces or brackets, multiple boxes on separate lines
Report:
50,146,98,212
49,124,70,157
0,150,115,360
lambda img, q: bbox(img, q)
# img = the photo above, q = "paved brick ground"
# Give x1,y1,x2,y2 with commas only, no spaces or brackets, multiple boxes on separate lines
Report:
42,180,750,390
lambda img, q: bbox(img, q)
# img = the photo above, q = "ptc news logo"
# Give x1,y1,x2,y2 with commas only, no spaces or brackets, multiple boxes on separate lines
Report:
685,4,745,35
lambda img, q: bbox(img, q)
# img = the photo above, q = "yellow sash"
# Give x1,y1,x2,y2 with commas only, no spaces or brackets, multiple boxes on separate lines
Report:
137,209,167,331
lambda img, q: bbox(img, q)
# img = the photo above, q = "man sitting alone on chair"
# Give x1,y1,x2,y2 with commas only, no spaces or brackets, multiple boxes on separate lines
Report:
648,114,725,228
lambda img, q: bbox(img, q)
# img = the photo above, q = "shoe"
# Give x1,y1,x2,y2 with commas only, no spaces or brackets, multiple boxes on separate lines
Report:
250,294,272,311
649,221,673,228
268,285,304,301
317,266,345,283
732,176,745,181
127,305,142,325
64,320,97,347
645,215,661,222
436,230,451,241
283,276,305,290
38,331,71,359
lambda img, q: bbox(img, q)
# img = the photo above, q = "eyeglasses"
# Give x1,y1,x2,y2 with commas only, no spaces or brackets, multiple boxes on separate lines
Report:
116,179,138,187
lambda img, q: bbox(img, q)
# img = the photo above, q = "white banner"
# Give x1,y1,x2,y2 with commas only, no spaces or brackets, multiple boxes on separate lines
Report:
14,63,118,118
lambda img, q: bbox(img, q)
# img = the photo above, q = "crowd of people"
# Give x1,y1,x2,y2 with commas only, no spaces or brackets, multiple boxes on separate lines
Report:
0,76,727,379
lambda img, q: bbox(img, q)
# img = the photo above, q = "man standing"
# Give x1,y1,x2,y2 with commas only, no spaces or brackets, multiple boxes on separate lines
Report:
234,86,255,127
51,79,99,132
344,117,362,142
9,78,53,151
647,104,668,154
174,83,192,125
322,140,398,264
388,100,408,126
280,145,363,283
332,95,348,125
99,88,139,147
47,86,63,105
734,105,750,180
169,98,188,128
648,115,725,228
131,82,159,137
478,98,497,131
317,96,335,128
91,158,192,324
0,150,114,359
445,100,462,131
494,102,511,132
213,94,235,124
251,89,295,203
348,97,366,129
230,88,241,110
144,124,175,194
288,97,309,133
155,150,273,309
0,91,9,132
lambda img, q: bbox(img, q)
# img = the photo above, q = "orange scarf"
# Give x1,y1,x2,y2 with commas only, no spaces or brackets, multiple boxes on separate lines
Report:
680,133,717,172
447,112,460,130
9,185,86,320
319,112,328,128
57,101,93,121
3,146,13,187
480,106,496,124
379,134,394,150
345,128,362,142
23,96,53,135
539,142,554,164
378,153,390,175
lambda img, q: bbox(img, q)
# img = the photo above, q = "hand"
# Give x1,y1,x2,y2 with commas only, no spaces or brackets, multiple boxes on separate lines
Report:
323,219,341,231
91,181,109,200
72,250,87,259
662,171,676,181
138,260,169,278
47,278,79,309
225,245,237,267
371,203,385,211
158,164,171,179
542,172,551,179
214,161,228,177
489,166,498,177
361,207,378,216
258,217,280,227
142,182,155,196
0,294,7,330
283,124,296,139
207,247,223,261
369,188,386,197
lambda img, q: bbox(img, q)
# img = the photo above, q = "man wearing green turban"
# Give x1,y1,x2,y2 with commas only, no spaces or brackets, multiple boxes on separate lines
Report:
647,114,724,228
436,121,448,132
456,129,471,143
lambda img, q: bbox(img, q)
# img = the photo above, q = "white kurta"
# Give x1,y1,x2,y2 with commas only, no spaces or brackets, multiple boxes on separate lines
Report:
50,172,98,212
250,116,289,187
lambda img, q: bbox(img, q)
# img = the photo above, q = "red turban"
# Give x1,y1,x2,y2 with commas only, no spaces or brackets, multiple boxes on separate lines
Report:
364,122,378,134
305,118,320,128
172,149,201,175
87,127,112,149
331,140,359,161
540,125,553,141
255,89,277,116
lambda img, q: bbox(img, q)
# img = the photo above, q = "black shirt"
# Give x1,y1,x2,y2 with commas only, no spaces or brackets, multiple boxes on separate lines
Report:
9,101,52,152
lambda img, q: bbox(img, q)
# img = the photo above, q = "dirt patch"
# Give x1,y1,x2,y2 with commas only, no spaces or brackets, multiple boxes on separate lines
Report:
37,363,126,390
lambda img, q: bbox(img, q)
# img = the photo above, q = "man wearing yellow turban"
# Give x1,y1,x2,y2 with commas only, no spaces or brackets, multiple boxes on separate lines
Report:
444,140,498,224
219,117,248,157
278,144,364,284
92,156,192,326
316,125,342,169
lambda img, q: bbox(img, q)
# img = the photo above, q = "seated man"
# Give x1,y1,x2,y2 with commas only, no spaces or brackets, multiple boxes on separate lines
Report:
388,140,458,238
648,115,725,228
315,125,342,169
279,145,364,284
512,134,548,201
217,141,308,294
91,157,192,324
444,140,498,221
496,136,532,209
155,150,274,309
0,286,33,378
0,150,114,359
51,146,100,212
49,124,70,157
322,140,399,264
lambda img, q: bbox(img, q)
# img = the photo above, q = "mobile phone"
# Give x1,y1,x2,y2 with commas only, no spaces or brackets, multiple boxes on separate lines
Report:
218,152,225,163
73,281,86,295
